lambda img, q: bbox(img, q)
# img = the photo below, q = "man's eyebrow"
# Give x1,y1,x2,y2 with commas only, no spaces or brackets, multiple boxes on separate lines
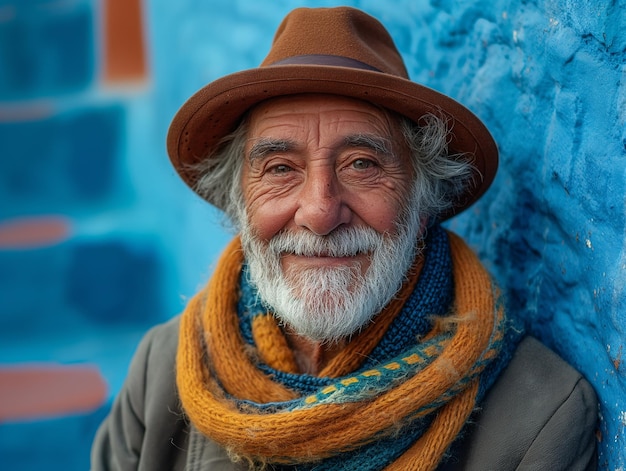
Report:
247,138,295,161
344,134,393,155
247,134,394,161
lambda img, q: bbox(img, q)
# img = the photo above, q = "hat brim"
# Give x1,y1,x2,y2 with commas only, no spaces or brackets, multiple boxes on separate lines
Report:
166,64,498,220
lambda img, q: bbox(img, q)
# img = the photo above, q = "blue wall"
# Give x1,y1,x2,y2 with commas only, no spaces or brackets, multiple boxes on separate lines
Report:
0,0,623,469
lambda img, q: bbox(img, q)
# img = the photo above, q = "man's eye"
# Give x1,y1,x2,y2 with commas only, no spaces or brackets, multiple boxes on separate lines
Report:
351,159,375,170
269,164,292,174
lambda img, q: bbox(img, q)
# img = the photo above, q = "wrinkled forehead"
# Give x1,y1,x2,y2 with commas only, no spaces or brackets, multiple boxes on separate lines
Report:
244,93,409,149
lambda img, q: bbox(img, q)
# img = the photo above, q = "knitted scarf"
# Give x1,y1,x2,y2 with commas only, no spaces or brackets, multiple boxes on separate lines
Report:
176,226,517,470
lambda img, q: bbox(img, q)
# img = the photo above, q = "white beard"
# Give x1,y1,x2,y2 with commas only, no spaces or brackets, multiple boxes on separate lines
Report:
239,196,423,344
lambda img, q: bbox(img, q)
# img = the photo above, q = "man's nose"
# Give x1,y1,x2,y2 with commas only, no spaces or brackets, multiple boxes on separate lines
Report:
293,169,351,236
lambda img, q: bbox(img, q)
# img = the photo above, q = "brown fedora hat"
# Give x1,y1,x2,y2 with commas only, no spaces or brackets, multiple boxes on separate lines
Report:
166,6,498,219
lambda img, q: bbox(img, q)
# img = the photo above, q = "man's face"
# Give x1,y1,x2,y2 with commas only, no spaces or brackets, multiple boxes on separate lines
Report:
239,94,421,342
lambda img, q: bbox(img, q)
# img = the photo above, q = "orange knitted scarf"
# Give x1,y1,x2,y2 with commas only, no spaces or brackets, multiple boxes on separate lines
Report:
176,231,507,470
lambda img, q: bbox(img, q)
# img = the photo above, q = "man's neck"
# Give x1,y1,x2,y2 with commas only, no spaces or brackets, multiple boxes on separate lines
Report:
285,329,347,375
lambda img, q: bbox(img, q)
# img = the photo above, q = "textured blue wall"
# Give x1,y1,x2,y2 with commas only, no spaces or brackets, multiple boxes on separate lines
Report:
0,0,623,469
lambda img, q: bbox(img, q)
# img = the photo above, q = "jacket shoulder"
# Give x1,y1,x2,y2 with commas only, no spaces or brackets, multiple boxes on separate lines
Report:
444,336,598,471
91,316,187,471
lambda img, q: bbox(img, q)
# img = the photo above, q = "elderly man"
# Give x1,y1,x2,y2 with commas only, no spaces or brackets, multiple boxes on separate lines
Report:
91,7,597,471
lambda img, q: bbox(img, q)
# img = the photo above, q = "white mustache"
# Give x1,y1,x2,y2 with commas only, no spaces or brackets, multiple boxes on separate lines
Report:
268,227,384,258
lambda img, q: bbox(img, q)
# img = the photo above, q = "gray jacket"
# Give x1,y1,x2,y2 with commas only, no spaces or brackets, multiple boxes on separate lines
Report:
91,317,598,470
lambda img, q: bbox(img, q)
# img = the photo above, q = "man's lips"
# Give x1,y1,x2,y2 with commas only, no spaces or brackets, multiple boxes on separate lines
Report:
281,252,369,267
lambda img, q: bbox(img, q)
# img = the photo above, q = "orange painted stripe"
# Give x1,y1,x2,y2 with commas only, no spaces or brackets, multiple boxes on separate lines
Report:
102,0,148,83
0,364,107,421
0,216,72,249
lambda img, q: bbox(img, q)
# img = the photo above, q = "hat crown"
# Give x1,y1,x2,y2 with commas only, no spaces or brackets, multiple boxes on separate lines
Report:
261,7,410,79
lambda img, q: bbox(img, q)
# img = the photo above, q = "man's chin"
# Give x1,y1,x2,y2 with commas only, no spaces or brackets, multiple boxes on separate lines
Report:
273,304,375,345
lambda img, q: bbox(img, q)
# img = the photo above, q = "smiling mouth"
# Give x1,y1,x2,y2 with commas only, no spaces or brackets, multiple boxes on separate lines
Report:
286,249,370,258
281,251,372,269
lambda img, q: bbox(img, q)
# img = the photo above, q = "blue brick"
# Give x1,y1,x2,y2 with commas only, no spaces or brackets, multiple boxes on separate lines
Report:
64,239,164,325
65,106,124,199
0,245,68,333
0,3,93,100
0,105,124,218
0,237,164,333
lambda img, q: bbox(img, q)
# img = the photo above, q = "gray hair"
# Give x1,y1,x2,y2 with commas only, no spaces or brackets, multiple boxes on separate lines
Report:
398,114,475,221
191,121,248,229
191,112,474,230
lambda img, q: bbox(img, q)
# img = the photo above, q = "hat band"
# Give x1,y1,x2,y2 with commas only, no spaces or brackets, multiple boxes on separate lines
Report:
269,54,382,72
